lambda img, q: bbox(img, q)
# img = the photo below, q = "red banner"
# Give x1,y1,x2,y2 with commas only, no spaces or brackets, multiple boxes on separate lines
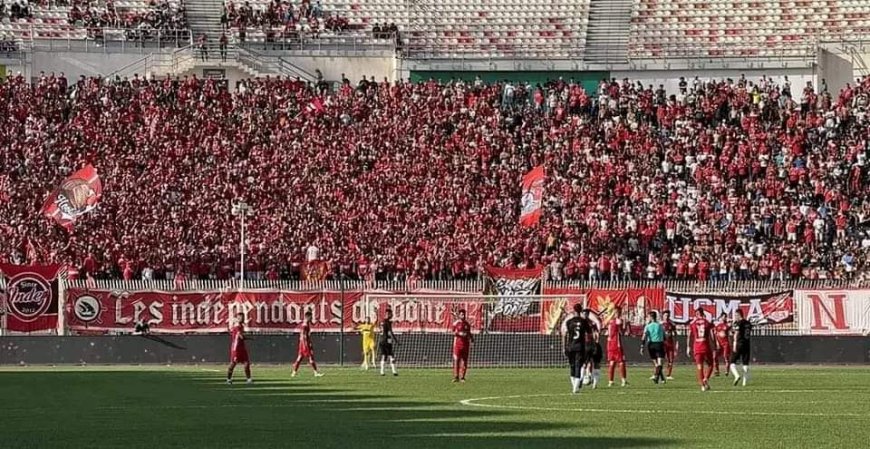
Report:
519,165,545,227
367,294,484,333
664,291,794,325
0,264,62,333
540,287,665,335
41,164,103,230
65,289,485,334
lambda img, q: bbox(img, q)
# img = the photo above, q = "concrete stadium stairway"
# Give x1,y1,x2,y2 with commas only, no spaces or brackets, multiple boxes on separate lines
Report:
584,0,633,63
186,0,224,40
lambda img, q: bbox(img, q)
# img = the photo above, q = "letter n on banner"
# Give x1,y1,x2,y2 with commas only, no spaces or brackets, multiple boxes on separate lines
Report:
809,293,848,331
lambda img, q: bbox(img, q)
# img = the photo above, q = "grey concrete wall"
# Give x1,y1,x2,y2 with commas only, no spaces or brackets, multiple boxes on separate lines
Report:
31,51,150,78
817,49,855,96
610,68,817,96
1,335,867,366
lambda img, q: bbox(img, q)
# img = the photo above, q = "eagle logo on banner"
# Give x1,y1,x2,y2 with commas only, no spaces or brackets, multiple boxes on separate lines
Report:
519,166,545,227
41,165,103,231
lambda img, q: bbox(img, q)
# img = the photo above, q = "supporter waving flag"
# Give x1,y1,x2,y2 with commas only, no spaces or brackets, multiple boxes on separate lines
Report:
519,165,545,227
41,164,103,231
305,97,325,115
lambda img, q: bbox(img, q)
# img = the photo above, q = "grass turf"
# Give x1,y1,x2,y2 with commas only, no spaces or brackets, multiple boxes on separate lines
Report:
0,365,867,449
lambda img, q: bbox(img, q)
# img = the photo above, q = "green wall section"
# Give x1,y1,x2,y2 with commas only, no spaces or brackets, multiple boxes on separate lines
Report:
0,65,6,79
410,70,609,93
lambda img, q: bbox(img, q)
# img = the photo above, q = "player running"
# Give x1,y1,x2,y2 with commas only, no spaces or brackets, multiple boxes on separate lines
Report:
357,318,377,370
641,311,666,384
452,309,473,383
226,313,252,385
662,310,679,380
713,312,732,376
292,311,324,378
379,308,399,376
563,304,594,394
687,308,715,391
729,309,753,386
606,306,629,387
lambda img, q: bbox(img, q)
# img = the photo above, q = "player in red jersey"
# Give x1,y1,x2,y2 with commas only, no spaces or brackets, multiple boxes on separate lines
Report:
452,309,474,383
226,313,252,384
292,311,324,378
713,312,732,376
687,308,715,391
662,310,679,380
606,307,629,387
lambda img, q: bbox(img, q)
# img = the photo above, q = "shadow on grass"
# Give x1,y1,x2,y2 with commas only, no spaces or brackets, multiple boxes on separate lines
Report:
0,370,676,449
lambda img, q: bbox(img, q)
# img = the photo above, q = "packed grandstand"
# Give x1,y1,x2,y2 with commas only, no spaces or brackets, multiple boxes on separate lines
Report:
1,70,868,282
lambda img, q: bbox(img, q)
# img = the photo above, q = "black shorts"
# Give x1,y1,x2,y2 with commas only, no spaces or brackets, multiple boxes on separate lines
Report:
379,342,394,358
647,342,665,360
567,347,585,376
730,341,751,365
587,343,603,369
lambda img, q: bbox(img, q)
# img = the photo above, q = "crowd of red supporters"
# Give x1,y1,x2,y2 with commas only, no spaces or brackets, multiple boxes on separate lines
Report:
0,71,869,282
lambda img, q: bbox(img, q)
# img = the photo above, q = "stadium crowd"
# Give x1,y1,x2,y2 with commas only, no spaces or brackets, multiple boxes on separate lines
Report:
222,0,349,36
0,71,869,282
68,0,189,35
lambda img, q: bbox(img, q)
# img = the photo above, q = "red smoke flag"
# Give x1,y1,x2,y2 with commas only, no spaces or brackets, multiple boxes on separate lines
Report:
41,165,102,231
519,165,545,227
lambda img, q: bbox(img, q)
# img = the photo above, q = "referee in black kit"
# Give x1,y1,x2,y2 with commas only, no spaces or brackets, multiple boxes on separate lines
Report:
642,311,666,384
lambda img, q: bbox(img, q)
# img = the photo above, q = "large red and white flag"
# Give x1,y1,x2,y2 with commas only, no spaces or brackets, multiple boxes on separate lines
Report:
41,164,102,231
519,166,545,227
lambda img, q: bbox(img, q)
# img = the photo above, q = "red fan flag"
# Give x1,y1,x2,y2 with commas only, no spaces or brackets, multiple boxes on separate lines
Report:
41,164,103,231
305,97,325,115
519,165,545,227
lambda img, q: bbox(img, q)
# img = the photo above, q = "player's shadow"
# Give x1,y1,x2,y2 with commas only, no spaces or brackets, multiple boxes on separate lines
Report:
0,370,676,449
186,374,675,449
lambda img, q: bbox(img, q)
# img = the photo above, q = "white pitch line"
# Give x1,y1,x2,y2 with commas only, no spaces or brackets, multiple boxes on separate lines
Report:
458,394,867,418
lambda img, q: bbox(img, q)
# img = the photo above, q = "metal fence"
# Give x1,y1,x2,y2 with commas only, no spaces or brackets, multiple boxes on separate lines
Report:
65,278,865,293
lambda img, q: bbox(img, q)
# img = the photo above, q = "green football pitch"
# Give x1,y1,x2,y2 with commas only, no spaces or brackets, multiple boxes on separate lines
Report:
1,365,867,449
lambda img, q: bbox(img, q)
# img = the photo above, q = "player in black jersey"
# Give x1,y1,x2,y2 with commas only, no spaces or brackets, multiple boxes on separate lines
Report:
584,319,604,389
379,308,398,376
564,304,596,394
729,309,753,386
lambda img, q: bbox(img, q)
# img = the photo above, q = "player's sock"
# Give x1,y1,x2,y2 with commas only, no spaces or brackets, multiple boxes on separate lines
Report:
705,363,714,381
292,359,301,373
608,363,615,382
390,359,397,375
579,367,586,388
459,360,467,379
696,367,704,386
310,360,319,372
619,363,627,382
742,365,750,385
380,360,385,376
729,363,740,380
592,369,600,389
453,361,460,379
570,377,580,394
226,364,234,381
244,365,251,380
666,361,674,378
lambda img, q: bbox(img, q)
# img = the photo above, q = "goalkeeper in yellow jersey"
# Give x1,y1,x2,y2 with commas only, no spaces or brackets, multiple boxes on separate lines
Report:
357,318,377,370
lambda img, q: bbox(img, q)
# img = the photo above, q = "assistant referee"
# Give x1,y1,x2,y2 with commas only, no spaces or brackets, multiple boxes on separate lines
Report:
642,311,666,384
